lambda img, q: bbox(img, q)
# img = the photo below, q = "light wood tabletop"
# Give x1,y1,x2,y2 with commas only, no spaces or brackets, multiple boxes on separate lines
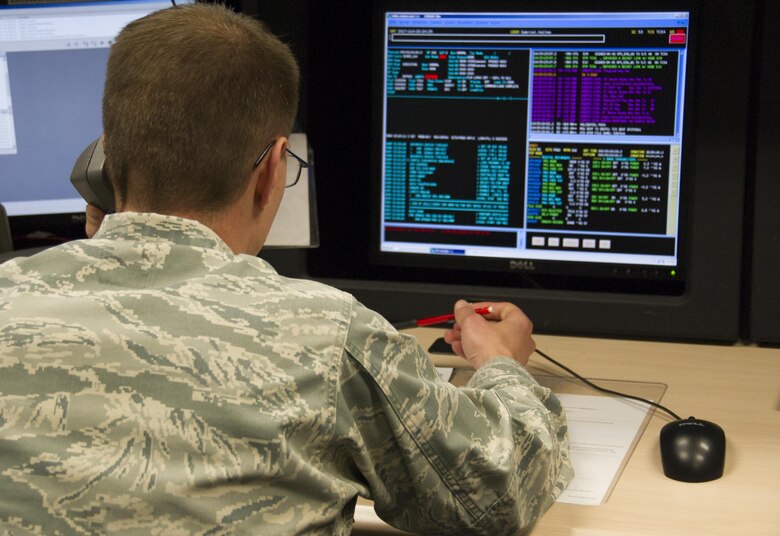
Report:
353,328,780,536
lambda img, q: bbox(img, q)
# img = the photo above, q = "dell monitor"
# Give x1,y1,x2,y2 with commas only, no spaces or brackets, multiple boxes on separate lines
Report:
306,0,750,342
373,8,691,295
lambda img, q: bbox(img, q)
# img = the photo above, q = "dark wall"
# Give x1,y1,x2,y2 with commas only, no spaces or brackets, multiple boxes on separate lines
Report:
746,0,780,344
305,2,373,280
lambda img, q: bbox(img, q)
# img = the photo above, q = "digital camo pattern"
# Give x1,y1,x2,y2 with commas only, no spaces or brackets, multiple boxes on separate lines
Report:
0,212,572,535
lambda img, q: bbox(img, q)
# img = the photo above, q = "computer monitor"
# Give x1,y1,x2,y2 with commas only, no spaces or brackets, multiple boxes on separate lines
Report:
0,0,191,244
306,0,750,342
373,8,691,295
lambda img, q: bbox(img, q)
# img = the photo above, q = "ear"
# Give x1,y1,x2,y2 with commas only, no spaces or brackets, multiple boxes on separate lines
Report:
252,137,287,209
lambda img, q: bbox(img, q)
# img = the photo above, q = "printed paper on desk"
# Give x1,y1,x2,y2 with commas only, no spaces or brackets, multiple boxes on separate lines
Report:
555,393,655,506
436,367,454,382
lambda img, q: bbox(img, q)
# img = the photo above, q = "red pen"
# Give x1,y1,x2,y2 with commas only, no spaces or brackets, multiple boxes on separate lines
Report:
392,306,493,329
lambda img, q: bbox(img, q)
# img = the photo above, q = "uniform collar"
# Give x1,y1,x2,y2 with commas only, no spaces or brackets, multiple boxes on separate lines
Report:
93,212,234,255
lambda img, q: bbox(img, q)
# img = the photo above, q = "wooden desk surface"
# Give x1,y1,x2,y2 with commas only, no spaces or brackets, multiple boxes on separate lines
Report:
353,328,780,536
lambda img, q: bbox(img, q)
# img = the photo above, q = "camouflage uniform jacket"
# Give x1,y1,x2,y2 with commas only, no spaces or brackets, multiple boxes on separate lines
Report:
0,212,572,535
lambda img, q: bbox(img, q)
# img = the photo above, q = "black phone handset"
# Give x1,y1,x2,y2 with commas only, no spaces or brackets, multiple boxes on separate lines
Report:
70,138,115,213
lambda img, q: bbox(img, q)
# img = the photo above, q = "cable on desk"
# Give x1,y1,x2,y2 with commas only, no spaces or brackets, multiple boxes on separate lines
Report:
534,348,682,421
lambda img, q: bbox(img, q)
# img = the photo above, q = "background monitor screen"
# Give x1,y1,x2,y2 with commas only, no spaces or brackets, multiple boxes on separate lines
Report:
372,8,691,294
0,0,190,220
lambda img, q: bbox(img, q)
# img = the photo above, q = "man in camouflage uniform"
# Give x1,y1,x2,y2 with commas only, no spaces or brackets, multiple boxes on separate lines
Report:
0,3,572,534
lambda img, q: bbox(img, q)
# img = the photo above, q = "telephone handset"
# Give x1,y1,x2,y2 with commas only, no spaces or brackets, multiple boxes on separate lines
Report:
70,138,115,213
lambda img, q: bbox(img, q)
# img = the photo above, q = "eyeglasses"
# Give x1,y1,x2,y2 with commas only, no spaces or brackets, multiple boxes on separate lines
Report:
253,140,309,188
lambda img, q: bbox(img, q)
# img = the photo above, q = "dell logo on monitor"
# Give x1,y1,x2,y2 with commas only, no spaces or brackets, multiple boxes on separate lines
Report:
509,260,536,271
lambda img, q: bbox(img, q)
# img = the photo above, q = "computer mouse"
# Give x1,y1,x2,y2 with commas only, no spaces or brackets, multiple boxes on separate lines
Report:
659,416,726,482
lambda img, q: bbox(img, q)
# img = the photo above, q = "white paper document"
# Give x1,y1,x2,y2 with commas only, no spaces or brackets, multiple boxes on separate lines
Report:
436,367,454,382
265,133,314,247
555,393,654,505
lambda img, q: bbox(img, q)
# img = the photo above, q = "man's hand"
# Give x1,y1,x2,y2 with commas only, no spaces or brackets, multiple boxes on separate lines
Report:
443,300,535,370
85,204,106,238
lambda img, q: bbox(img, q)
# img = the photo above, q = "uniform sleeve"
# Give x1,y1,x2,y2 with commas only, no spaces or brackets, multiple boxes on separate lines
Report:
337,300,573,535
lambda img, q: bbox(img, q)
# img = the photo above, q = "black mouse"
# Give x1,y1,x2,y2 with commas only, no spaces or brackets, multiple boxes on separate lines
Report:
659,416,726,482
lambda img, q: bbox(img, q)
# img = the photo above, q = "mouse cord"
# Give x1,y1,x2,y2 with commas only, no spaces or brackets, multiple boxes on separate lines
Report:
534,348,682,421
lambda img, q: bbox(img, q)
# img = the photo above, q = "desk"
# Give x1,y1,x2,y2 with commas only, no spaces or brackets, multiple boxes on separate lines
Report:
353,328,780,536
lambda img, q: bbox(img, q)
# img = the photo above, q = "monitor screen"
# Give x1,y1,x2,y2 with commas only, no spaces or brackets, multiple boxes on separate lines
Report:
0,0,191,219
371,5,692,294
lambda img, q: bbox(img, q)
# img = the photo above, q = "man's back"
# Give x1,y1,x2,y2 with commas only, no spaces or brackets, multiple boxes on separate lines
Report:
0,213,362,534
0,212,573,535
